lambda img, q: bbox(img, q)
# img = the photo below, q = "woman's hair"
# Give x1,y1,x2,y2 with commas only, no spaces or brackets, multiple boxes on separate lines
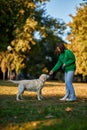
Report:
56,42,66,53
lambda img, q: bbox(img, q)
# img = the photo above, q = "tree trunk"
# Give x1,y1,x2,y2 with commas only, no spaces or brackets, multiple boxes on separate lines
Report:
3,72,5,80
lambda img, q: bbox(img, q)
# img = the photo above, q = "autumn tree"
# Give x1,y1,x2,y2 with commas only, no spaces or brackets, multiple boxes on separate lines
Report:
0,0,65,79
67,3,87,77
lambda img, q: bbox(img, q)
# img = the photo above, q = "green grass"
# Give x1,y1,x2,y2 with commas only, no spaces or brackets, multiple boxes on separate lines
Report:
0,80,87,130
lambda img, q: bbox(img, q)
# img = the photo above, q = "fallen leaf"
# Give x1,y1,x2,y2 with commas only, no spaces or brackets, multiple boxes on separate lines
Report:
65,107,73,112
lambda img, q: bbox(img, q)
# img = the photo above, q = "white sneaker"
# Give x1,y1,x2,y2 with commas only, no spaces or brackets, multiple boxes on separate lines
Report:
66,98,76,102
59,97,66,101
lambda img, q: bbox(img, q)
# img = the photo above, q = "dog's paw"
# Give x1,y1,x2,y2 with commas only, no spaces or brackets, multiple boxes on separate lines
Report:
16,98,23,101
38,98,42,101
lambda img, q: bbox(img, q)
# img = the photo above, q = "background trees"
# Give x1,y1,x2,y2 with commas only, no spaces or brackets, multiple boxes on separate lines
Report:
0,0,64,79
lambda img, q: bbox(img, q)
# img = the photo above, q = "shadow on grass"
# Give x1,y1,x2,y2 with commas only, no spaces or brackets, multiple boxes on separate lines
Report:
0,94,87,130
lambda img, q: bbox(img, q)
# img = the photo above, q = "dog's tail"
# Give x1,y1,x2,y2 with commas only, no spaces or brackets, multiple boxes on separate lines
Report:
9,80,20,84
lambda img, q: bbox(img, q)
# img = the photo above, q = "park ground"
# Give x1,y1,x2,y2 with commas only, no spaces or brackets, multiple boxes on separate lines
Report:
0,80,87,130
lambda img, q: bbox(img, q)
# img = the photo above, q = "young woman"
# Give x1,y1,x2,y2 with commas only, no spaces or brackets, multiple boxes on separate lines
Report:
49,43,76,101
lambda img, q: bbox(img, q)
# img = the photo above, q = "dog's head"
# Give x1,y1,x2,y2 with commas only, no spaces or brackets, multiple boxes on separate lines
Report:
39,74,49,82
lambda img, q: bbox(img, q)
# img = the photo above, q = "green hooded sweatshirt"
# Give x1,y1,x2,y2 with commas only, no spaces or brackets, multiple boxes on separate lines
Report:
52,49,76,72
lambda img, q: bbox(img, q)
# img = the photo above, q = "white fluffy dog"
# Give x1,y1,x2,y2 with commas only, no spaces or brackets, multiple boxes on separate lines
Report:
10,74,49,101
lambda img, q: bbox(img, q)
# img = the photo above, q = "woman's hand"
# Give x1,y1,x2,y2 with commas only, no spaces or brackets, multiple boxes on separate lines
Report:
62,64,66,70
49,70,53,75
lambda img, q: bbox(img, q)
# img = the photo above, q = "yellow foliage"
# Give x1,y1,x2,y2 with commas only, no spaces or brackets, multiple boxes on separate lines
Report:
42,67,48,73
24,1,36,8
67,4,87,76
19,9,25,15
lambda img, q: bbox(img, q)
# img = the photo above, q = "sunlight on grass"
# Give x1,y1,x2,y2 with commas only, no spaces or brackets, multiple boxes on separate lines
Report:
0,119,61,130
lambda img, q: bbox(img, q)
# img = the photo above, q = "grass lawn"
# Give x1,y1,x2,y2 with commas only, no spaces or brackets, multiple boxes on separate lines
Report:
0,80,87,130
